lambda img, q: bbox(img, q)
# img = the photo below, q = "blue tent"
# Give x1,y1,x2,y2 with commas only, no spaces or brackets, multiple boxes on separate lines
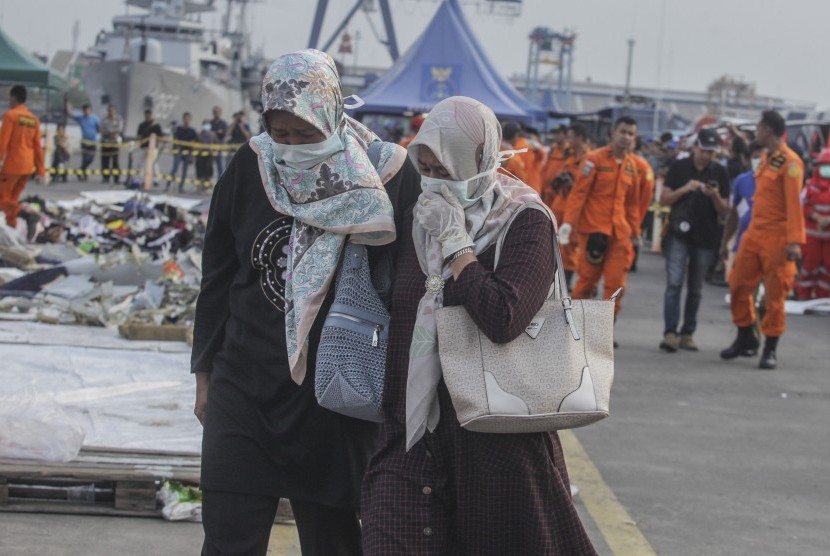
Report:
353,0,545,125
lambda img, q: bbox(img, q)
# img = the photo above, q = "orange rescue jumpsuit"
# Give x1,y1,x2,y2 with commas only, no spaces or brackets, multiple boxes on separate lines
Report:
542,145,569,205
501,145,530,185
550,150,586,273
729,145,805,337
399,134,417,150
513,137,544,193
563,146,640,314
0,104,45,227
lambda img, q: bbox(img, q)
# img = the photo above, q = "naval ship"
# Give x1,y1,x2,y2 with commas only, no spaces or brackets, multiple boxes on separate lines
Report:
81,0,263,134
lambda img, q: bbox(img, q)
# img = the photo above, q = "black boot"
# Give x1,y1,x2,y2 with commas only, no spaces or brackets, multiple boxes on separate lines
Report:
759,336,779,370
720,326,760,360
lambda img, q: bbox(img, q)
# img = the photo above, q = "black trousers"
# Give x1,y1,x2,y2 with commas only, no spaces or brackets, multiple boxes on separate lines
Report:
79,145,96,180
201,490,363,556
101,145,120,182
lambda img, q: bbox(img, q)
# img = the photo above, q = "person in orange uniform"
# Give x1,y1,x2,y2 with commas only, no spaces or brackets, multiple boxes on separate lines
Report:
549,125,589,286
514,128,546,193
721,110,805,369
559,116,640,329
499,120,531,184
0,85,47,228
399,114,425,150
542,125,569,205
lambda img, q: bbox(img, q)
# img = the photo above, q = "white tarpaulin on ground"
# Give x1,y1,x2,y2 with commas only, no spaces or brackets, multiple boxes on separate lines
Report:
55,190,207,212
0,321,201,453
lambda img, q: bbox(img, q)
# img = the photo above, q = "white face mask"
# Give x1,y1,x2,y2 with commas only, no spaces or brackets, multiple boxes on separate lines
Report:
419,148,528,207
751,157,762,171
420,166,497,208
272,132,344,170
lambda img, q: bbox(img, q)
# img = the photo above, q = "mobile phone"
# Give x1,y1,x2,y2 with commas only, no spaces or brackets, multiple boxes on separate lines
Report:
706,180,718,189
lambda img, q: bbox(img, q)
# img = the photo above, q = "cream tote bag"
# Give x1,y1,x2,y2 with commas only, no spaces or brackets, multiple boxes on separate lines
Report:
436,205,615,433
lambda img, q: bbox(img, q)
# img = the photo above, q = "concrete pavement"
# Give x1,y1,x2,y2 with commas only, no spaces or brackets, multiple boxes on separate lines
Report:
573,250,830,555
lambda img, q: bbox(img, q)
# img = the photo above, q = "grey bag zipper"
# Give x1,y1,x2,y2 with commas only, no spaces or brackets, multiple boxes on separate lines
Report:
328,311,383,347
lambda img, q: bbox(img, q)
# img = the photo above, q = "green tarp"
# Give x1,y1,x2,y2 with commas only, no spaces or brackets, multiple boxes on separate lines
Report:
0,27,67,90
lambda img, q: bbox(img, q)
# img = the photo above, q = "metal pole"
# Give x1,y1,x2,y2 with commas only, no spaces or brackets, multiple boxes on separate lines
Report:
44,118,54,185
308,0,329,49
650,0,667,252
378,0,399,61
624,38,634,108
652,0,666,135
525,32,535,104
144,133,157,191
353,30,361,74
565,40,574,113
557,41,565,111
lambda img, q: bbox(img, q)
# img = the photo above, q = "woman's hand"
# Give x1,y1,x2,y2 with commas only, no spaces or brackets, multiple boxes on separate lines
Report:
194,372,210,426
414,186,473,260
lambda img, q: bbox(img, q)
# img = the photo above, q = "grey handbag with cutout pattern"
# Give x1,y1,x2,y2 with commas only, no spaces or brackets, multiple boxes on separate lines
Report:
314,142,391,422
435,204,615,433
315,242,389,422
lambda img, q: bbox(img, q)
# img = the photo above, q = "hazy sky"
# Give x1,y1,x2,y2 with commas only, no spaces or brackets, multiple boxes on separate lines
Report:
1,0,827,107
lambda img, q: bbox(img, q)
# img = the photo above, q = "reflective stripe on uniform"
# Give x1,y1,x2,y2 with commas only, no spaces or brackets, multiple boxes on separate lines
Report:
806,228,830,238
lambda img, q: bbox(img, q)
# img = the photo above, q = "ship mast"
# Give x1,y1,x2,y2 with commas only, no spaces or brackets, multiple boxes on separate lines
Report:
308,0,400,62
221,0,256,78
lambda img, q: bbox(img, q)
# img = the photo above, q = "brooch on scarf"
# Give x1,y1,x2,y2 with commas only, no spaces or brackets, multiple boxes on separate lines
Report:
425,274,444,294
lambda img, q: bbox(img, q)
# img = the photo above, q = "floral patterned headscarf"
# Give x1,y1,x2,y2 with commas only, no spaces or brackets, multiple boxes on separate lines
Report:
251,49,401,385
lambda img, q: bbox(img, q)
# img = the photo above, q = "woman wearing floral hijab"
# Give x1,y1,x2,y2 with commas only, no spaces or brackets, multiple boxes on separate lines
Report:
191,49,420,555
361,96,597,554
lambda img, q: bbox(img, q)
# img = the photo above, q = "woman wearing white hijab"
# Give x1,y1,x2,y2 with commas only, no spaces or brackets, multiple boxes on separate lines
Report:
192,50,420,555
361,96,597,554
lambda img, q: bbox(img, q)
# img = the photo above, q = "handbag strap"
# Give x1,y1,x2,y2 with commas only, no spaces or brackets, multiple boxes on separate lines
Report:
493,203,581,341
367,140,384,170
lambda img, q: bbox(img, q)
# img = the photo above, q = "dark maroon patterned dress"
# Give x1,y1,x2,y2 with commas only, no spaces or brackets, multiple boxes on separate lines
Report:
362,207,598,555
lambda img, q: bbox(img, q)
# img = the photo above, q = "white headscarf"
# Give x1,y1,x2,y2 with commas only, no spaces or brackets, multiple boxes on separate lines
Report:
404,96,550,450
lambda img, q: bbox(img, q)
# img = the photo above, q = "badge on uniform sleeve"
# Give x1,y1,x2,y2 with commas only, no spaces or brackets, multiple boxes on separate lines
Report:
787,163,800,178
770,153,787,170
582,160,595,176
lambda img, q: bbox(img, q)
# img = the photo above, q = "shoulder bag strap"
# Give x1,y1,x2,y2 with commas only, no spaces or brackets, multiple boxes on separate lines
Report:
368,141,384,170
493,202,581,340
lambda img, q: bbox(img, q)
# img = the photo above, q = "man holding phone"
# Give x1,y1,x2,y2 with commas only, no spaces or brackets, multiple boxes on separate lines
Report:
658,128,729,352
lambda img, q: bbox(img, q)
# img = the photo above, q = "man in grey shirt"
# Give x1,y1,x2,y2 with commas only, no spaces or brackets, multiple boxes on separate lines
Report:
100,104,124,184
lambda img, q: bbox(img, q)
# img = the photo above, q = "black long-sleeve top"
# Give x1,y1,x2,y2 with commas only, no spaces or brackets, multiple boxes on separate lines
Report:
191,143,420,506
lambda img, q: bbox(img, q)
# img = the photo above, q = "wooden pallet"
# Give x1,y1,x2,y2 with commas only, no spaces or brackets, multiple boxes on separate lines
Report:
0,446,201,517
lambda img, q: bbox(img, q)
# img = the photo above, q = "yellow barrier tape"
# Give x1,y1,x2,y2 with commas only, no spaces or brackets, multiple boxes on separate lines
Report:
648,200,670,214
159,137,243,151
47,167,216,189
72,137,242,155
